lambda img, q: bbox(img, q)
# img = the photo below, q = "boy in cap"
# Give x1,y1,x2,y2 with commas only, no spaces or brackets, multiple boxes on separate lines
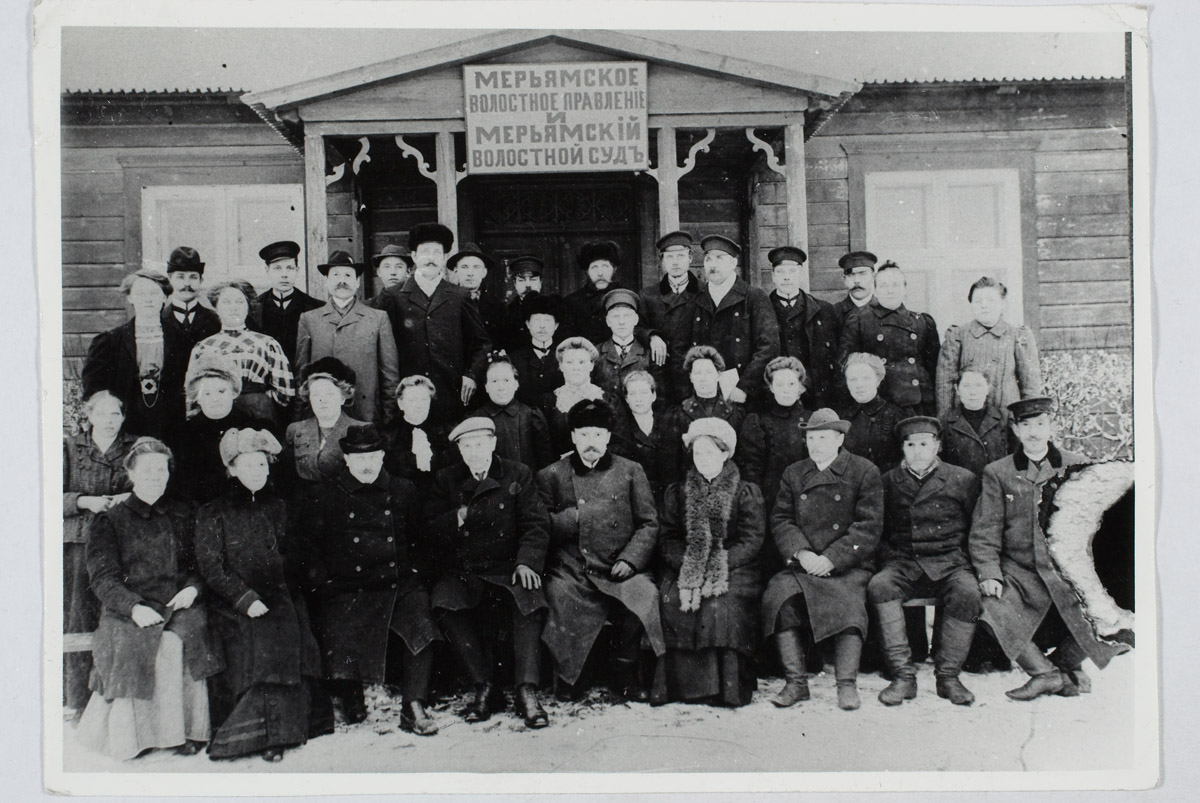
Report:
869,416,982,706
426,417,552,728
299,423,442,735
366,244,414,306
162,246,221,347
537,399,664,702
969,397,1124,700
255,240,325,369
767,245,839,409
593,289,665,401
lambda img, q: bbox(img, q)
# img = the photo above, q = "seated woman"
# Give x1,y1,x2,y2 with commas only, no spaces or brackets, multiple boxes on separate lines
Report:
195,428,333,761
63,390,137,718
383,375,451,491
541,336,607,457
939,370,1012,477
76,437,221,761
654,418,765,708
736,357,811,515
838,352,905,472
285,357,365,486
665,346,745,480
610,370,677,504
189,280,295,432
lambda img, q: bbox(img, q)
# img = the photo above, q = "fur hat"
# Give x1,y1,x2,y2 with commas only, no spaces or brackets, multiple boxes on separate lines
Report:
408,222,454,253
682,417,737,454
219,428,282,467
300,356,358,389
567,398,614,431
577,240,621,271
185,352,243,396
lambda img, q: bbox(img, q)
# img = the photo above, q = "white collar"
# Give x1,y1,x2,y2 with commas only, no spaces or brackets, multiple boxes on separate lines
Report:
708,274,737,305
531,339,553,352
414,273,441,297
851,294,872,308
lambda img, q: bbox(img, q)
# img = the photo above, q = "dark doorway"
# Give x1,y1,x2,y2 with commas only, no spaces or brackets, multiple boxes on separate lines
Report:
463,174,647,297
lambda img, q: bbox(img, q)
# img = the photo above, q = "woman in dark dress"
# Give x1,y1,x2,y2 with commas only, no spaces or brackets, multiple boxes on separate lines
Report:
654,418,765,707
664,346,745,480
838,352,906,472
610,370,677,504
195,428,333,762
541,336,608,458
384,375,452,491
63,390,137,716
285,357,366,487
736,357,811,518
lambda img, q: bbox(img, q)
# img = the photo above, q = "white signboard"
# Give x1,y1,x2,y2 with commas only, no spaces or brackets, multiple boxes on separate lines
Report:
463,62,649,174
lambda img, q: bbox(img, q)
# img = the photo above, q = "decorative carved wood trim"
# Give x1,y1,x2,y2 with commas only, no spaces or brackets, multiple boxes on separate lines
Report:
746,128,785,176
394,135,438,184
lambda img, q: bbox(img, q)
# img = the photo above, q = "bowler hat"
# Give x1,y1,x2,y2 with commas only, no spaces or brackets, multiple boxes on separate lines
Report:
258,240,300,265
895,415,942,441
567,399,614,432
166,246,205,274
577,240,621,271
839,251,878,274
682,417,737,454
300,356,358,389
219,428,282,467
317,250,365,276
339,423,386,454
656,230,694,252
509,255,544,277
700,234,741,259
447,243,495,272
371,244,414,268
603,288,640,313
408,222,455,253
800,408,851,434
769,246,808,266
1008,396,1055,422
448,416,496,443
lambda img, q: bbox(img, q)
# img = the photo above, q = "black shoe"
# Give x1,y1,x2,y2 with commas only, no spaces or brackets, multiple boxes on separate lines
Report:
174,740,204,756
261,747,285,762
515,684,549,729
1006,671,1065,701
555,679,583,702
463,683,496,723
342,684,368,724
399,699,438,736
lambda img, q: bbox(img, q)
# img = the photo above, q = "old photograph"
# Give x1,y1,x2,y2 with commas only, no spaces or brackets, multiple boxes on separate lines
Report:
37,0,1156,795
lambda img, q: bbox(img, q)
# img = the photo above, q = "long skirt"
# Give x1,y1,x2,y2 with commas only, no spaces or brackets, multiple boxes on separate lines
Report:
64,542,99,710
75,631,210,761
652,648,756,707
207,680,334,760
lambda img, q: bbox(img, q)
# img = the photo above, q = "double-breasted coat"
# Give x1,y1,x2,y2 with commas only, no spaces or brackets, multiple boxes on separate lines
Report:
375,278,492,417
81,319,192,440
478,399,555,472
537,453,665,683
299,470,440,682
426,457,550,616
670,278,781,403
935,319,1043,417
838,300,941,413
254,290,324,371
878,462,980,577
839,395,907,472
939,404,1012,477
769,290,840,409
610,405,678,503
296,301,400,426
85,495,222,701
969,445,1123,669
169,407,264,505
762,449,884,641
593,338,665,403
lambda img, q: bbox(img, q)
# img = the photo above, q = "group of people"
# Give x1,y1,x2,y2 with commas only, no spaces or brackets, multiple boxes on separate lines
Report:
64,222,1122,764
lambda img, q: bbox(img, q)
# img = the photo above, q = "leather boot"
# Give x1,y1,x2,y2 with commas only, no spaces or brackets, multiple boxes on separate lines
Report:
1052,638,1092,694
874,601,917,706
934,616,976,706
1007,643,1064,701
834,632,863,711
399,699,438,736
515,683,549,729
837,681,861,711
613,657,650,703
341,681,368,724
463,682,497,723
771,629,810,707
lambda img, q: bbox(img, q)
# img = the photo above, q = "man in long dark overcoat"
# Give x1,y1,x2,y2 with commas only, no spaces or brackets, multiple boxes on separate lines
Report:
969,397,1125,700
536,399,664,701
253,240,324,371
375,223,492,421
670,235,780,407
761,408,884,711
426,417,552,729
869,416,981,707
766,245,839,409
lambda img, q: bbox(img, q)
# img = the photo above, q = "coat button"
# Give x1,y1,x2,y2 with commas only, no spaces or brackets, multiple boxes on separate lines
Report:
389,562,396,568
579,499,585,505
834,494,841,501
910,333,918,340
799,493,807,500
384,510,391,516
349,512,355,519
353,537,360,543
832,524,840,530
908,357,916,364
735,337,741,343
912,379,920,386
391,583,398,589
356,566,362,572
877,334,884,341
387,536,394,543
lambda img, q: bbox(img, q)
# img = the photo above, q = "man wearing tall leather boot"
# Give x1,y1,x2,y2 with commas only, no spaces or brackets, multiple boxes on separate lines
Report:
869,416,982,706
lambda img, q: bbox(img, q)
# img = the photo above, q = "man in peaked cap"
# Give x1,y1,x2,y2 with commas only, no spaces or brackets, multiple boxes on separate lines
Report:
367,244,414,306
296,251,399,425
833,251,878,327
593,289,664,402
374,223,492,417
767,245,840,409
162,246,221,347
254,240,324,370
669,234,780,407
969,396,1124,702
869,415,982,707
640,231,700,403
537,399,665,702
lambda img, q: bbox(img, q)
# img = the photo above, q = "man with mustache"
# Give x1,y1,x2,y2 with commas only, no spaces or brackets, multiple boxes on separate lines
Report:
375,223,492,422
161,246,221,347
296,251,400,425
832,251,877,326
536,399,664,702
254,240,325,371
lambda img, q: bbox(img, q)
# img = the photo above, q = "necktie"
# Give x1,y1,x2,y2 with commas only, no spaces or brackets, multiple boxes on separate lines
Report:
475,471,487,481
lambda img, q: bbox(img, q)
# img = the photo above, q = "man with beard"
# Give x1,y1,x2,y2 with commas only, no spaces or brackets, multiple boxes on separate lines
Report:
366,244,414,306
767,245,839,410
375,223,492,421
563,239,624,347
255,240,324,370
536,399,664,701
161,246,221,347
296,251,399,425
639,231,699,403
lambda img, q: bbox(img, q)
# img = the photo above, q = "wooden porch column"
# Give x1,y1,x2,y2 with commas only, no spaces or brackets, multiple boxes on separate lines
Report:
784,122,810,290
435,131,460,244
655,126,680,234
303,131,330,296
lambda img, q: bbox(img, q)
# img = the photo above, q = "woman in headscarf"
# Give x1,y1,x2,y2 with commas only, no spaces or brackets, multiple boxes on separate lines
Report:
654,418,765,707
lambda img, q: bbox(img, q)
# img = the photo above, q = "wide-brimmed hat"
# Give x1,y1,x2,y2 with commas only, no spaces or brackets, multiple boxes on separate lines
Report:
800,408,851,434
682,417,737,454
219,428,282,467
340,423,386,454
317,250,365,276
258,240,300,265
166,246,205,274
447,243,495,272
408,222,455,253
371,244,414,268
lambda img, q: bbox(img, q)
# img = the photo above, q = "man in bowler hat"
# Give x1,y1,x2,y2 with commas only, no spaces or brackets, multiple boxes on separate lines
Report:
162,246,221,347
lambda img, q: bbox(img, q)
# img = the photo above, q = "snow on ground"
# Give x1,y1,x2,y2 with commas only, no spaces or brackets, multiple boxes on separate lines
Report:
61,654,1136,774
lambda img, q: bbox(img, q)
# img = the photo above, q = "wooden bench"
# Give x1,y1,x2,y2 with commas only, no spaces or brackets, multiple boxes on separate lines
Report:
64,632,94,654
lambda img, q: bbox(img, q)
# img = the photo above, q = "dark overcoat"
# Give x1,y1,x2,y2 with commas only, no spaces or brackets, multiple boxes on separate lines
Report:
879,461,979,578
768,290,840,409
169,407,264,505
537,453,665,683
296,301,400,425
837,300,940,413
161,303,221,349
969,445,1124,669
475,294,511,350
657,470,765,655
254,290,324,370
195,488,322,696
593,338,665,403
734,402,809,517
425,457,550,616
563,281,626,346
383,418,453,492
939,404,1012,477
610,405,678,503
299,470,440,682
640,273,701,402
85,495,222,701
762,449,884,641
478,399,555,472
510,344,564,408
670,278,780,402
81,319,192,440
839,395,907,472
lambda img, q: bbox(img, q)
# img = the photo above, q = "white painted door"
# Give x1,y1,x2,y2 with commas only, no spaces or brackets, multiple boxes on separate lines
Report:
141,184,306,294
864,168,1023,334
